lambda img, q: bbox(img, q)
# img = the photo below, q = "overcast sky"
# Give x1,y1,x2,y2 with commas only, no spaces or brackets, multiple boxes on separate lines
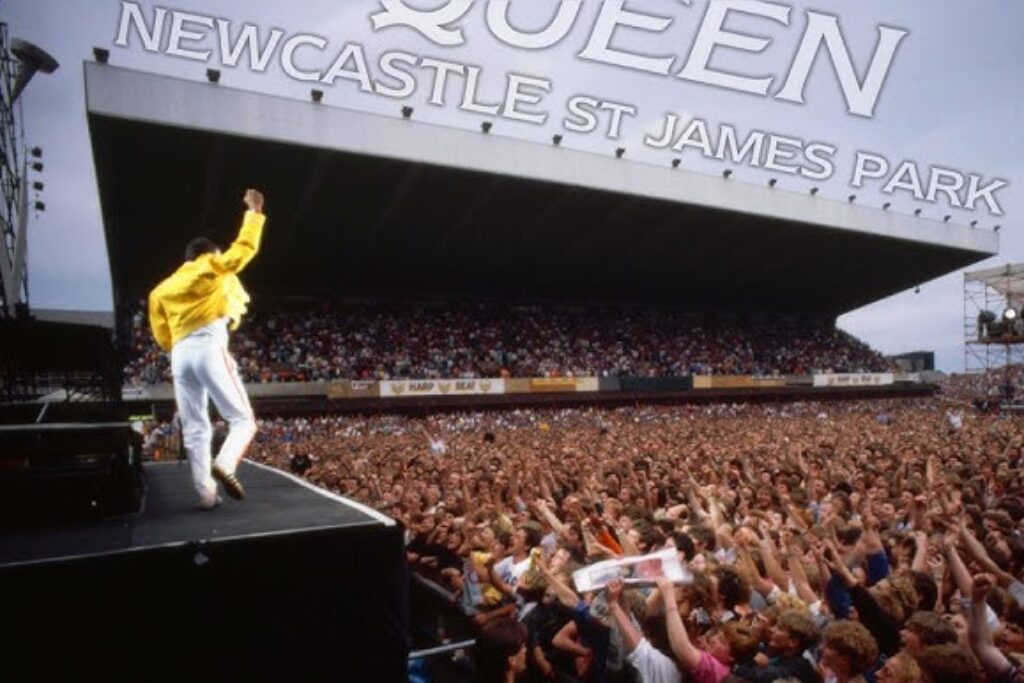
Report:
3,1,1022,372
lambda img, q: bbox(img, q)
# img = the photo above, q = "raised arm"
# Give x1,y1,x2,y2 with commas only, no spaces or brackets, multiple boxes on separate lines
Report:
958,524,1016,588
607,579,644,653
967,573,1013,676
211,190,265,275
656,575,703,672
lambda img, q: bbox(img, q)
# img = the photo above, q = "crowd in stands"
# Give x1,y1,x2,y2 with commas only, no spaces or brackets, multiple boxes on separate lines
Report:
124,301,892,385
145,397,1024,682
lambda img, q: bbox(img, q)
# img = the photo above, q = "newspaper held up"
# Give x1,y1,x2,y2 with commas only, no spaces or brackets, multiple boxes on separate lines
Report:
572,548,693,593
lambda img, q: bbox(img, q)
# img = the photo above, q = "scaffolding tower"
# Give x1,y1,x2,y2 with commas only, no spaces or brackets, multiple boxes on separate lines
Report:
964,263,1024,398
0,21,28,318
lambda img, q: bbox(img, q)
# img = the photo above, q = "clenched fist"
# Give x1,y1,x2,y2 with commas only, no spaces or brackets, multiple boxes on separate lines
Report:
243,188,265,214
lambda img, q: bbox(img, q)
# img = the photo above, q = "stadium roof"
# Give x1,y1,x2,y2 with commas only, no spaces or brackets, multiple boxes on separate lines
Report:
85,63,997,317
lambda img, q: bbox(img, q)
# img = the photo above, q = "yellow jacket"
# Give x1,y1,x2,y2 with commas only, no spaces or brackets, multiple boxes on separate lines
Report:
149,210,266,351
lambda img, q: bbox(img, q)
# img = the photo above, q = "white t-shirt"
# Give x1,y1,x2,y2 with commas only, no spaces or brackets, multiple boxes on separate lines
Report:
1009,580,1024,609
627,638,683,683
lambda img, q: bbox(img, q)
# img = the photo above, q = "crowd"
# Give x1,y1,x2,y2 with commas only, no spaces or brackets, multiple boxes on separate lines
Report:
154,394,1021,683
123,301,891,385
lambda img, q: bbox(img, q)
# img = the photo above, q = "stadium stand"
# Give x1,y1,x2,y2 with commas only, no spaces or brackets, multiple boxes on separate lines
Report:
124,300,892,385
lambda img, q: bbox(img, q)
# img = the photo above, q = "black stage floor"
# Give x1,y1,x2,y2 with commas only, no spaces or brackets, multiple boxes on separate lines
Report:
0,459,387,565
1,460,409,682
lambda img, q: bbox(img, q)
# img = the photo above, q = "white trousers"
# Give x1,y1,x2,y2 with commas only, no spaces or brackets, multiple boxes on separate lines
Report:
171,318,256,502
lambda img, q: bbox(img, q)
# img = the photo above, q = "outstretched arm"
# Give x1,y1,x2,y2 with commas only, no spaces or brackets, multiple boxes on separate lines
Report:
212,189,266,274
968,573,1013,676
607,579,643,654
656,575,703,672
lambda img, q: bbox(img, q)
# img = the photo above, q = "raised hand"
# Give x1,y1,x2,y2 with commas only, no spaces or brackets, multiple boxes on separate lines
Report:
244,188,265,213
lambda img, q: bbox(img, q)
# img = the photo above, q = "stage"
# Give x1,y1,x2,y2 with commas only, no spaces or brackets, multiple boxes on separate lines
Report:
0,460,409,682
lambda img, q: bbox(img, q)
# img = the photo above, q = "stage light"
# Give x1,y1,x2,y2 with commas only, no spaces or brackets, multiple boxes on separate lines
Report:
1004,308,1018,322
943,215,951,222
401,106,414,119
206,68,221,83
914,208,922,216
552,134,562,146
848,194,857,202
32,181,44,191
615,147,625,158
810,187,819,196
671,158,681,169
30,146,43,158
481,121,492,134
883,202,891,210
310,89,323,103
768,178,777,188
31,161,43,172
722,169,732,179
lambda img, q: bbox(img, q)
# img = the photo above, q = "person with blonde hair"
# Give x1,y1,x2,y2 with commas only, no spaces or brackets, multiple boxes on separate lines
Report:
820,620,879,683
874,652,920,683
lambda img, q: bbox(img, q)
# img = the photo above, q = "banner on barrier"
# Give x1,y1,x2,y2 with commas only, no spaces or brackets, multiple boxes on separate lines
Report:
327,380,380,399
813,373,894,388
692,376,788,389
529,377,599,393
379,379,506,398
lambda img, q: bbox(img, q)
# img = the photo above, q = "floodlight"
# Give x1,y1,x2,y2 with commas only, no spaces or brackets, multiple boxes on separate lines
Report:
11,38,60,103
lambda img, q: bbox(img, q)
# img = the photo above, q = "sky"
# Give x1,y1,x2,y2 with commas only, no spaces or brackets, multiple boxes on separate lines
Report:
3,0,1023,372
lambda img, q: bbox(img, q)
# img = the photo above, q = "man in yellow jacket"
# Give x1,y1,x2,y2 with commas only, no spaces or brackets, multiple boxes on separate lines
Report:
149,189,266,509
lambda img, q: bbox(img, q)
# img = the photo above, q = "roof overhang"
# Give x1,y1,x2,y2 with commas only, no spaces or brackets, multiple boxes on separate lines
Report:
85,63,997,316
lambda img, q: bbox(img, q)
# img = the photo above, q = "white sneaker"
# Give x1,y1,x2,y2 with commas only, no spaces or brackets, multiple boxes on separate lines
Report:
198,493,223,510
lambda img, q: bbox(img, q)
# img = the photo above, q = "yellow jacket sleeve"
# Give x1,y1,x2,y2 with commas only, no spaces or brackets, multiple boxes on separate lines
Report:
148,286,173,352
211,210,265,275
